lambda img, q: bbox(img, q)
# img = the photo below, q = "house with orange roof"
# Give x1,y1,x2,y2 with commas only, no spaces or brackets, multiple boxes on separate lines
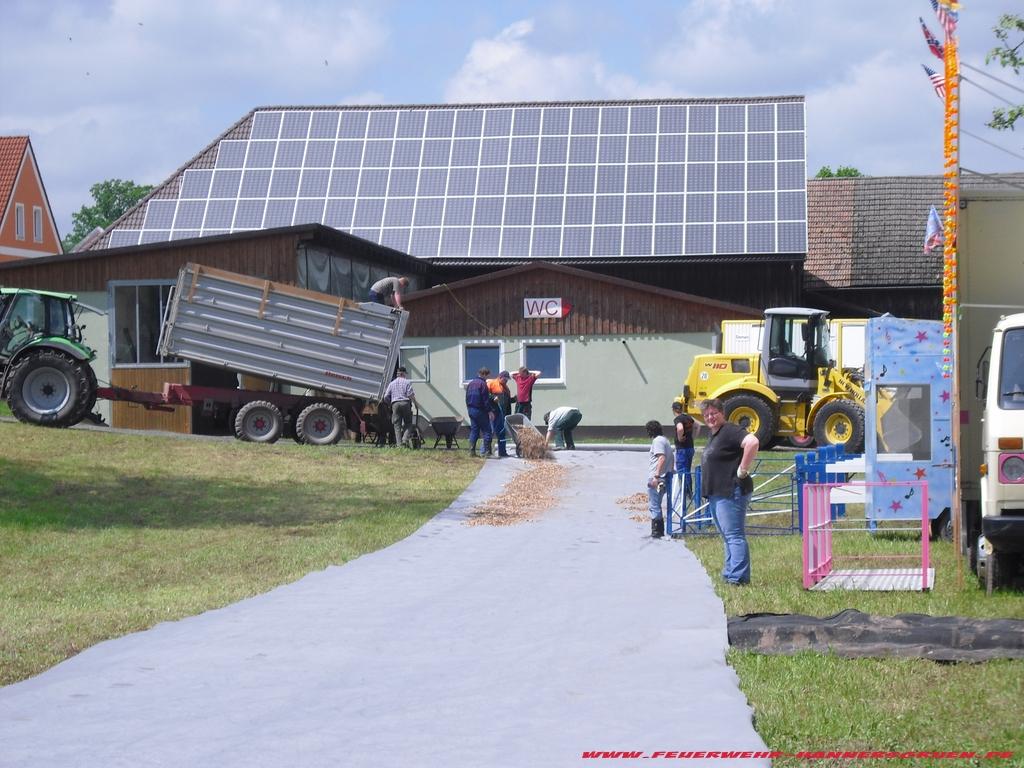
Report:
0,136,62,261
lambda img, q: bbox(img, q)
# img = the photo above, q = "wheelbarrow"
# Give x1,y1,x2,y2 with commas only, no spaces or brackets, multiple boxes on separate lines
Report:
429,416,462,449
504,413,544,458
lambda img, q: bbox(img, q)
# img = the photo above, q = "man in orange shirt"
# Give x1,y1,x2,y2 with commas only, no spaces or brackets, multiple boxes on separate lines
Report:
486,370,513,458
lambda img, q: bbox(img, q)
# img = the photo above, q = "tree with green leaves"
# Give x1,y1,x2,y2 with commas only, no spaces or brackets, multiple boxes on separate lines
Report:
985,13,1023,132
62,179,153,251
815,166,863,178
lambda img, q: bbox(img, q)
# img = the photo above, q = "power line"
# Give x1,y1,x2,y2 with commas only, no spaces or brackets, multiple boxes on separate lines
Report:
961,61,1024,96
961,129,1024,163
961,167,1024,193
961,75,1017,107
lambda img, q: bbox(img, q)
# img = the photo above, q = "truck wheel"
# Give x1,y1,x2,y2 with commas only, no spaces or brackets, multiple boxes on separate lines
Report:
234,400,283,443
788,434,815,449
985,551,1020,594
812,400,865,453
929,508,952,541
7,350,94,428
722,394,776,447
296,402,343,445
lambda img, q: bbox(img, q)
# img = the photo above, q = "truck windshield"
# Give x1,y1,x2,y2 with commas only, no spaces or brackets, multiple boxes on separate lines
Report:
998,328,1024,410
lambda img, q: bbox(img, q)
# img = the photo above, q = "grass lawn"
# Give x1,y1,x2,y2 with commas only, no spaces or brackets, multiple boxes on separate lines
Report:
0,420,479,686
684,452,1024,766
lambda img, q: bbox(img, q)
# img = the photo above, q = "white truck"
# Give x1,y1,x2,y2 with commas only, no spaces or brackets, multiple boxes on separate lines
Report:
98,263,408,445
975,312,1024,591
958,188,1024,591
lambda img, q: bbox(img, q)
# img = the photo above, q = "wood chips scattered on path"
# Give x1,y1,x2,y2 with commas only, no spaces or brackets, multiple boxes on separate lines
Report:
616,492,649,522
466,461,568,526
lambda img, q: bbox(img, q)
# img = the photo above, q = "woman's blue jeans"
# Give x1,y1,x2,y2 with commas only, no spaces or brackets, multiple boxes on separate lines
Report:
708,486,752,584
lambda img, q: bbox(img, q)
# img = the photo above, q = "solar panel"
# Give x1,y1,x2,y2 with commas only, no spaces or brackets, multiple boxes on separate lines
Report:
123,99,807,258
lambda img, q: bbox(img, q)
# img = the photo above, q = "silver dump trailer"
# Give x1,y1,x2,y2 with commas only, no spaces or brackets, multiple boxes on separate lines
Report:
99,263,408,445
159,263,407,401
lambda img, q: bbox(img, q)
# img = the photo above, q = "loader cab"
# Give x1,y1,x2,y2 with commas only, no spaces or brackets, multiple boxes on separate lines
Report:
762,308,831,396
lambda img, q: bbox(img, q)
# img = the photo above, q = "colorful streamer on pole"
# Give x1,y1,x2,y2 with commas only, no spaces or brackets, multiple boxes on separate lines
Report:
939,0,958,378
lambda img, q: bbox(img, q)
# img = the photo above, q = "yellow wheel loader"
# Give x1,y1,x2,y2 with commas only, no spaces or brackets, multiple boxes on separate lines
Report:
680,308,867,452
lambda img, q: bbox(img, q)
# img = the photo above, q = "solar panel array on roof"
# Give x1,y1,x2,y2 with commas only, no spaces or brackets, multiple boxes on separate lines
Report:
108,99,808,257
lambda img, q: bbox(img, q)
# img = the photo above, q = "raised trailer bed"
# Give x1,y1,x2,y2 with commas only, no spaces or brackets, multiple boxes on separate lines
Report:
95,263,408,445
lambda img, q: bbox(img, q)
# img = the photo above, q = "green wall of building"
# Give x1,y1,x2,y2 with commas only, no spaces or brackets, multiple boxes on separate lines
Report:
399,332,713,434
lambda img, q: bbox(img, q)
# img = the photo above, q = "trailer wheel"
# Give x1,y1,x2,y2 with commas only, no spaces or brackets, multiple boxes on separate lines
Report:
722,394,776,447
7,350,95,428
296,402,343,445
812,400,865,453
234,400,283,443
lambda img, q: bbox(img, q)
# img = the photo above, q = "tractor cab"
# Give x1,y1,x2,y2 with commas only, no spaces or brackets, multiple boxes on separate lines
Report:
0,288,80,360
762,308,831,397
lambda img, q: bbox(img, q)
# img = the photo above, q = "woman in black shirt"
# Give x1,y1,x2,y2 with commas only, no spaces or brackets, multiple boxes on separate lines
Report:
699,398,760,585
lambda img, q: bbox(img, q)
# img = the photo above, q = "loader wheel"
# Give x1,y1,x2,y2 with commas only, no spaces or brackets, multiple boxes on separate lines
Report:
7,350,95,428
296,402,343,445
812,400,865,453
722,394,776,447
234,400,283,443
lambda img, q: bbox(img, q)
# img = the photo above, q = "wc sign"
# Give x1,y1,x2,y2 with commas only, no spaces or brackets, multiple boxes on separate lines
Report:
523,298,572,319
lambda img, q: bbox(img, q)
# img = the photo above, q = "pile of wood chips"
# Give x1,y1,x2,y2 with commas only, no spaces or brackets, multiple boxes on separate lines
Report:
466,461,568,526
616,492,650,523
515,426,554,460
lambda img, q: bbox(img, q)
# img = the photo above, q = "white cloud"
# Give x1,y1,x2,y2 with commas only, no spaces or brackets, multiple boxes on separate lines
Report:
444,19,677,103
1,0,391,234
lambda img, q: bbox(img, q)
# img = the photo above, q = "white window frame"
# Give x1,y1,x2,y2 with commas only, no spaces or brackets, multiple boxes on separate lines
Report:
14,203,25,240
32,206,43,243
459,339,505,385
519,339,566,385
399,345,430,383
108,280,188,369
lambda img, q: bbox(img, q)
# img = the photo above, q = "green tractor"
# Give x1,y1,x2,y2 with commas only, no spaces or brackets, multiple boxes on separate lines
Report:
0,287,99,428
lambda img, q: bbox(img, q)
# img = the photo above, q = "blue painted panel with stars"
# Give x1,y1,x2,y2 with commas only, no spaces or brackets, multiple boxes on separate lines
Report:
864,316,953,521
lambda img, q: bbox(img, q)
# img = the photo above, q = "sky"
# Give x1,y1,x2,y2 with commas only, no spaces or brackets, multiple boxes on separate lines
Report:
2,0,1021,239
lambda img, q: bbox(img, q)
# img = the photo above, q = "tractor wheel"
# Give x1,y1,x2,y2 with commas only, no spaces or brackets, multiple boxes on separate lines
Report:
70,363,99,426
7,350,95,428
722,394,776,446
234,400,283,443
812,399,865,453
296,402,344,445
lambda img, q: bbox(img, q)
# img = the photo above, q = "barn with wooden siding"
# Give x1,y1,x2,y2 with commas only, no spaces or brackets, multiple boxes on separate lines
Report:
0,225,428,433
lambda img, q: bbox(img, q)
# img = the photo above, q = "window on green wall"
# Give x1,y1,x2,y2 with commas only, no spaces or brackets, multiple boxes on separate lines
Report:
110,282,184,367
524,342,564,383
462,343,500,383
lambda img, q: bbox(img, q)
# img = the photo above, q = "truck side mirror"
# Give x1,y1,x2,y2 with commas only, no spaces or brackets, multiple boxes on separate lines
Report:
976,345,991,400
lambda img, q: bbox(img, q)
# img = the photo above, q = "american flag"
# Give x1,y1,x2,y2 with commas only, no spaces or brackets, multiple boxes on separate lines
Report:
919,17,944,59
930,0,959,38
922,64,945,100
924,206,944,253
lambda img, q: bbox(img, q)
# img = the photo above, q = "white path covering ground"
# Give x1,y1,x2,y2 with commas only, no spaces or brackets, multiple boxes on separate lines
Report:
0,450,770,768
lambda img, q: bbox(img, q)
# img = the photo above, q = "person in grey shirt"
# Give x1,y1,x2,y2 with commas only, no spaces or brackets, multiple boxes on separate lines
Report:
383,366,417,447
646,420,674,539
369,276,409,309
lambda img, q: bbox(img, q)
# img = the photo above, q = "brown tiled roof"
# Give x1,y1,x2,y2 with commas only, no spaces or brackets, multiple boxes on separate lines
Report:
807,173,1024,290
0,136,29,215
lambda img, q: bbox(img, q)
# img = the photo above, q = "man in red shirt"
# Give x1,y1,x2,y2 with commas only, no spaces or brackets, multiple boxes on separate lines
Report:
511,366,541,420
